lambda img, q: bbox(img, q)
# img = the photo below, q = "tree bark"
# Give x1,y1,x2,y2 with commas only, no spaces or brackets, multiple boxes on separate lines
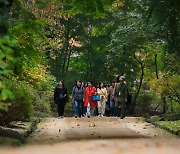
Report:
0,0,14,37
131,51,144,114
61,28,70,77
155,54,159,79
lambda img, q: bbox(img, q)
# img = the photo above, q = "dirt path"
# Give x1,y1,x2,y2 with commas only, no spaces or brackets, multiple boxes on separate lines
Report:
0,117,180,154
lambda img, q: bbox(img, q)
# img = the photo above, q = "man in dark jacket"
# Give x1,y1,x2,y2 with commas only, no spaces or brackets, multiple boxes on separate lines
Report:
114,76,127,119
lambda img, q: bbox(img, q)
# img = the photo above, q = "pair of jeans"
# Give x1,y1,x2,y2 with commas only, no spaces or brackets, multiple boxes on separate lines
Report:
74,100,83,117
110,100,115,116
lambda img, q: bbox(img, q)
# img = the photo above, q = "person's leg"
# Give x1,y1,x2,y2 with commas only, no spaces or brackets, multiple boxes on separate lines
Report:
83,106,87,116
87,102,91,117
120,101,126,118
61,103,65,117
97,101,102,116
78,101,83,117
115,101,120,117
101,101,106,116
57,103,61,117
74,100,78,117
90,106,96,117
58,103,64,117
110,100,115,116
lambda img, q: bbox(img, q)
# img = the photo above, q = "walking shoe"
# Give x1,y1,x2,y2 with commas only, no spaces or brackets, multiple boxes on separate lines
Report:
87,115,90,118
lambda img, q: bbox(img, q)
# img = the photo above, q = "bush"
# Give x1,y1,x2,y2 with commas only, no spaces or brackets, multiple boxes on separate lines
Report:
136,91,162,115
0,78,34,124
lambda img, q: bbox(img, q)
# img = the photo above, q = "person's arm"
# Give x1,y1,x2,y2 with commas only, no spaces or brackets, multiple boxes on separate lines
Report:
114,83,118,97
124,85,128,102
83,88,85,101
64,88,67,97
72,87,75,100
54,87,58,102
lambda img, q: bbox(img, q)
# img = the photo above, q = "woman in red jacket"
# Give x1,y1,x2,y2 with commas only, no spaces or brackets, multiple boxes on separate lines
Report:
84,81,97,118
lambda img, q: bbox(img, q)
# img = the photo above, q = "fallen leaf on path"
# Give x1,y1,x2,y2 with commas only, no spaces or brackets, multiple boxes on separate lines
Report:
90,124,96,127
143,127,147,129
77,124,80,126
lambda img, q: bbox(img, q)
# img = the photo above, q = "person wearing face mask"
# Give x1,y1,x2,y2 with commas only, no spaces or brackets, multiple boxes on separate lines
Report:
114,76,127,119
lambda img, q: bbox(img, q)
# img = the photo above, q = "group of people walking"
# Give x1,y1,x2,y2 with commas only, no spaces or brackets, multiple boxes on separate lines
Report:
54,75,128,119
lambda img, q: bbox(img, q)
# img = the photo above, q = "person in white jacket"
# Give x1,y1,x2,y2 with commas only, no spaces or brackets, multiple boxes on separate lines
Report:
97,82,108,117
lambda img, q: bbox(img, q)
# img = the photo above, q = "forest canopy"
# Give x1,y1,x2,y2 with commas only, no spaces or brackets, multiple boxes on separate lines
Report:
0,0,179,124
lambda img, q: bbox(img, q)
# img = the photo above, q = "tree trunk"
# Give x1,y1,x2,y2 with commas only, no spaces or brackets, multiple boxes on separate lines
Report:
65,46,72,74
162,96,167,114
131,51,144,114
0,0,14,37
61,28,70,77
155,54,159,79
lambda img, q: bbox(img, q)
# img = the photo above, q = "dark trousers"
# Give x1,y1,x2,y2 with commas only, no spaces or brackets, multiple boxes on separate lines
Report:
115,101,126,118
58,102,65,117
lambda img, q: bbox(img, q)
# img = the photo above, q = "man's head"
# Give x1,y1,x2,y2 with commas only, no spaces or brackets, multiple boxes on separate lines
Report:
119,76,125,83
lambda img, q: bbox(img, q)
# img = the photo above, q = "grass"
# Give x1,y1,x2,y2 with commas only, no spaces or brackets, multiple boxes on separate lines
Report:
0,137,23,146
156,120,180,135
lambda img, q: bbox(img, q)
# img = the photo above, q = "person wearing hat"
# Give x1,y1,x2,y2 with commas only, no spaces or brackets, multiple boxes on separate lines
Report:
114,76,127,119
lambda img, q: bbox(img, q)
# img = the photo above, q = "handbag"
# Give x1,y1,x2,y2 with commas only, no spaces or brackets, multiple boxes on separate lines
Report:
91,95,100,101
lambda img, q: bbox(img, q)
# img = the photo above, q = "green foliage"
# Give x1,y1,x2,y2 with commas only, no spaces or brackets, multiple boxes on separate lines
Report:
136,91,162,114
0,137,23,146
156,120,180,136
0,36,17,112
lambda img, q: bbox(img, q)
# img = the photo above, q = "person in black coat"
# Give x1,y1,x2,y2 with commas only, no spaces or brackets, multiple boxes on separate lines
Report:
54,80,68,119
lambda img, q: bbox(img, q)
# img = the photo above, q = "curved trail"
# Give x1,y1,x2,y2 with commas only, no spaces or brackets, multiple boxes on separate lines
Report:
1,117,180,154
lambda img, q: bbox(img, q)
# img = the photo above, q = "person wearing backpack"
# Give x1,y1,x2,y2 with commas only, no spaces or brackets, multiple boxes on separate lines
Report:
114,76,127,119
72,80,85,118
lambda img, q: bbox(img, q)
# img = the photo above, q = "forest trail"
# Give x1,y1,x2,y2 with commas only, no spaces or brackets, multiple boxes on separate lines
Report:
1,117,180,154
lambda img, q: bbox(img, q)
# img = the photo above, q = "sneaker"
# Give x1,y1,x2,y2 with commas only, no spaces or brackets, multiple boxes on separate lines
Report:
87,115,90,118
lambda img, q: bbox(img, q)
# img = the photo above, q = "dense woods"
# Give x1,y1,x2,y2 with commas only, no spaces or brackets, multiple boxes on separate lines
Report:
0,0,179,124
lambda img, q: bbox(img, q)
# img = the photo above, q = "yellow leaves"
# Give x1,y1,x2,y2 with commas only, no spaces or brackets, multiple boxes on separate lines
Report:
24,64,47,83
149,74,180,97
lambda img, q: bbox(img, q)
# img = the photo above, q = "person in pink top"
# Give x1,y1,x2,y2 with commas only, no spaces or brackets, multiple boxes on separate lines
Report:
84,81,97,118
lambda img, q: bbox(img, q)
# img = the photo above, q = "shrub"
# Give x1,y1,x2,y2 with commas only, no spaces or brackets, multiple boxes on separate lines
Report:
0,78,34,124
136,91,162,115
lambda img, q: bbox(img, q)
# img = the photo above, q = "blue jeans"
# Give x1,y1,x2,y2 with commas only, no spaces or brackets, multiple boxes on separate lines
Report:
74,100,83,117
110,100,115,116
